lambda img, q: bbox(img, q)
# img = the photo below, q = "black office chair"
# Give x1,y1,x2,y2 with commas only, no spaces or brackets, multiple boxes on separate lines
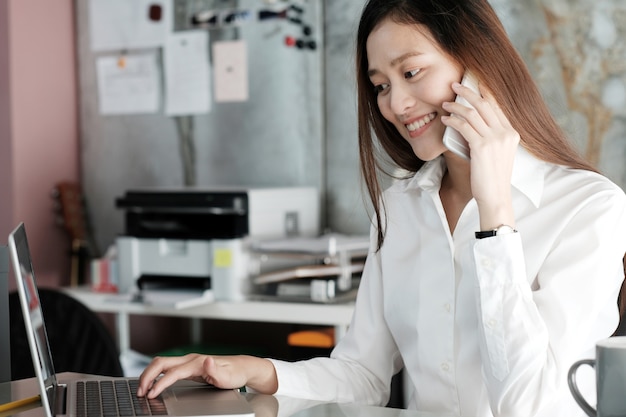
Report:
9,287,124,380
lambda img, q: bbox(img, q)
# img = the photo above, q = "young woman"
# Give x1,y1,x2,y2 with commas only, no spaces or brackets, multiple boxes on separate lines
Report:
137,1,626,415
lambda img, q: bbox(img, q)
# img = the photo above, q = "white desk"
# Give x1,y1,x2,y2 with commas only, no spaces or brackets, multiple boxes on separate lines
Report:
63,287,355,360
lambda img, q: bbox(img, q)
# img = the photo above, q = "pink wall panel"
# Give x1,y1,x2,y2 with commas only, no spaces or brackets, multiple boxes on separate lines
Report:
0,1,13,248
2,0,79,289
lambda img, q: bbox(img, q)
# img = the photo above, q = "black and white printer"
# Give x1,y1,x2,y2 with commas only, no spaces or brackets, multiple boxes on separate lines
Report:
115,186,320,301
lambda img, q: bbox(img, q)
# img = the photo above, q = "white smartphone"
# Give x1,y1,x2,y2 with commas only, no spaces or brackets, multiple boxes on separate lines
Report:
442,71,480,160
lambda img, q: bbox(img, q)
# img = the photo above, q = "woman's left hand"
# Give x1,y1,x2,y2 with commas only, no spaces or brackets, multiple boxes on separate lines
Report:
442,81,520,230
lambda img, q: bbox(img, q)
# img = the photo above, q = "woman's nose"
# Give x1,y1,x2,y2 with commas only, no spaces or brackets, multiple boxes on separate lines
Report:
389,85,415,116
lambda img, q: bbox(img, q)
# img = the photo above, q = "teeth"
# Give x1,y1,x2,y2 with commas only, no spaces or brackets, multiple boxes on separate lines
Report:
406,113,436,132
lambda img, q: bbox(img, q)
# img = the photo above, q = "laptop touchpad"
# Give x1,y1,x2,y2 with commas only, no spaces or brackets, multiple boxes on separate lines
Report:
165,384,253,416
170,385,240,402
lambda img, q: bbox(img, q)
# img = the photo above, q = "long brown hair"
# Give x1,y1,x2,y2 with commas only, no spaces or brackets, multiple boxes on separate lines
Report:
356,0,597,250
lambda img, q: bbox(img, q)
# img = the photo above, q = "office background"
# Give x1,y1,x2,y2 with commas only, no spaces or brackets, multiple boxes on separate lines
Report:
1,0,625,354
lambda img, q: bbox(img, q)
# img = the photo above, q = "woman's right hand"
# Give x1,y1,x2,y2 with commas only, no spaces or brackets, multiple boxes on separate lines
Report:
442,81,518,230
136,354,278,399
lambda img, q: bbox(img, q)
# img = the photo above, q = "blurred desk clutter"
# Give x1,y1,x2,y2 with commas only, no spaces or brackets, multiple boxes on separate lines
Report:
88,232,368,307
83,186,369,307
59,185,362,376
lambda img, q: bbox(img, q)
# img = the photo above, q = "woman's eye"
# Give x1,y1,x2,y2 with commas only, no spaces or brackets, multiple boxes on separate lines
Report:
404,69,421,79
374,83,389,94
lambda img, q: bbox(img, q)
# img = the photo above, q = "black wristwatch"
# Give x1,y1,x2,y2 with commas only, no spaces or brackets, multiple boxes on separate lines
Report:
475,224,517,239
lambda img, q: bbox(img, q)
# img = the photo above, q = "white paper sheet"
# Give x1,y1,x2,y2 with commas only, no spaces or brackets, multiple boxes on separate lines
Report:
164,31,211,116
89,0,171,51
212,40,249,102
96,52,160,115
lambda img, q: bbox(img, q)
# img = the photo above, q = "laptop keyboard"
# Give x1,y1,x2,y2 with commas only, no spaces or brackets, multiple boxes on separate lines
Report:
75,380,167,417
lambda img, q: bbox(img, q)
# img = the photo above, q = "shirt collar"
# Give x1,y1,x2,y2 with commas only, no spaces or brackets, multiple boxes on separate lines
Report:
408,146,545,208
511,146,545,208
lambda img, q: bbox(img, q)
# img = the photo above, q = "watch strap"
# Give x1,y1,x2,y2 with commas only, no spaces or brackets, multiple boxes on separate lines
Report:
475,230,498,239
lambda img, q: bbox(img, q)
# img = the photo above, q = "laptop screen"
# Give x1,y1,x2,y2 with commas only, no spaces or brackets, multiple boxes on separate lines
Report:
9,223,57,414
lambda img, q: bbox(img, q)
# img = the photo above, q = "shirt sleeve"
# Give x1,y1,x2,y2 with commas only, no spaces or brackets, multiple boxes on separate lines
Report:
472,185,626,415
269,225,403,405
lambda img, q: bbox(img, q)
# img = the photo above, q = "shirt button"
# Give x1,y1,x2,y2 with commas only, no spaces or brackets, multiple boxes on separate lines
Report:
441,362,450,372
487,319,497,328
481,258,492,268
444,303,451,312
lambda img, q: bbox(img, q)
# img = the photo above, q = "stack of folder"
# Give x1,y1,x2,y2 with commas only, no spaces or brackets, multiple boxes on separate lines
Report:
249,234,369,303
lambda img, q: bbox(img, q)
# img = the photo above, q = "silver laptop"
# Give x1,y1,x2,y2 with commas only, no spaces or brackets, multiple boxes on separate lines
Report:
9,222,255,417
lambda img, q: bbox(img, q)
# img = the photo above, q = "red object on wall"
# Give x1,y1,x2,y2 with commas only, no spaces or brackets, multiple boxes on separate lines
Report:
285,36,296,47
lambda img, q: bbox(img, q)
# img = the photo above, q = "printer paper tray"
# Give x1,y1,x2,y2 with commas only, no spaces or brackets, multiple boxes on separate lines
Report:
140,288,214,309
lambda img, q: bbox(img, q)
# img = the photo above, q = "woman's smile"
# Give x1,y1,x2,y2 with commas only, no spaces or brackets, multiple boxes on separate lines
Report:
404,112,437,138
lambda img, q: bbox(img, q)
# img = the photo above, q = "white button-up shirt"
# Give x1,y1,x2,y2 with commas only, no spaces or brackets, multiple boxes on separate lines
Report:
270,147,626,417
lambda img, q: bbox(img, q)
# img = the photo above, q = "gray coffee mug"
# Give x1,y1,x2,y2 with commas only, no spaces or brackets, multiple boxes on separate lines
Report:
568,336,626,417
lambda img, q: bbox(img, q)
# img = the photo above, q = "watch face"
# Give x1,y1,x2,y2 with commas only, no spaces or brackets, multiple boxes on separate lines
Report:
495,225,516,235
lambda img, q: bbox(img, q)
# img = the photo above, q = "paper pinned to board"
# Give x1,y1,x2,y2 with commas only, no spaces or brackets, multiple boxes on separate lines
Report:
164,31,211,116
89,0,171,51
212,40,249,102
96,51,160,115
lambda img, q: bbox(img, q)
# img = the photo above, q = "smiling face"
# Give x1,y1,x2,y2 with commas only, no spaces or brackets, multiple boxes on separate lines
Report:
366,18,464,161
